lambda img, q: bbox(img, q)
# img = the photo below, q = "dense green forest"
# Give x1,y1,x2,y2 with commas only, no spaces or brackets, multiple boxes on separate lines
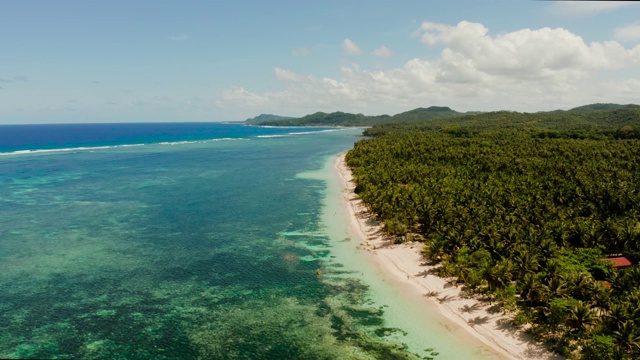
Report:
362,105,640,137
345,104,640,359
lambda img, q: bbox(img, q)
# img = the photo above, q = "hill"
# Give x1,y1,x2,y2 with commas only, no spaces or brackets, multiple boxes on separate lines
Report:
568,103,632,113
244,103,639,128
245,114,293,125
390,106,463,122
362,104,640,137
250,106,463,127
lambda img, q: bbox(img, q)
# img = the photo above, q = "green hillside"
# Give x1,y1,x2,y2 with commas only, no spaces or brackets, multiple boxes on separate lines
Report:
245,114,293,124
568,103,633,113
244,103,640,129
362,104,640,137
251,106,463,126
389,106,463,122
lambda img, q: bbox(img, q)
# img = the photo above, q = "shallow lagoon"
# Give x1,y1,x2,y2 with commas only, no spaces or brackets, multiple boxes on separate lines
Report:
0,126,489,359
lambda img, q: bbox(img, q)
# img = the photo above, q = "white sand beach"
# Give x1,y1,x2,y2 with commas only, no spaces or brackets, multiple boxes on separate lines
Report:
334,152,563,360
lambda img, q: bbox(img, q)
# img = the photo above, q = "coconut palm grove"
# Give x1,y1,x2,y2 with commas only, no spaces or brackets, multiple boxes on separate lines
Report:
345,104,640,359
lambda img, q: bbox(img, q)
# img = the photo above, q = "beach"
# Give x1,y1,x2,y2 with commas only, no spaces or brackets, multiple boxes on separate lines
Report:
334,152,563,360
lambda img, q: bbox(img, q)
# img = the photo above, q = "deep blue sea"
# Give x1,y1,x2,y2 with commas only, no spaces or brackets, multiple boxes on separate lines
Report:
0,122,336,154
0,123,435,359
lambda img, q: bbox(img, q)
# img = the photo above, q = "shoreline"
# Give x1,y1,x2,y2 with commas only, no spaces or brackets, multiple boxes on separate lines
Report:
333,152,562,360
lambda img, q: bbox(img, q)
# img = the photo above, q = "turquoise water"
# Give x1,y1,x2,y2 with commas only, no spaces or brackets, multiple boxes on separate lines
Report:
0,127,440,359
0,125,502,359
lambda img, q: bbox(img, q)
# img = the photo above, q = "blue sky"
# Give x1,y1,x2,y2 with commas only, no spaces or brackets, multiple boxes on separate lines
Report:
1,1,640,123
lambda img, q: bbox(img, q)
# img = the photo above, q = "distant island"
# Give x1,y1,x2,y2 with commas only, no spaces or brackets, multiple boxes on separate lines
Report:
244,114,294,125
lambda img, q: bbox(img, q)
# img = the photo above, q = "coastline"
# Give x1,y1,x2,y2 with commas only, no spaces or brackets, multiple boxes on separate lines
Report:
333,152,562,360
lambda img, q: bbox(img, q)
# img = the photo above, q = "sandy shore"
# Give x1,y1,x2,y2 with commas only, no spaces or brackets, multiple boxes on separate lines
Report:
334,152,562,360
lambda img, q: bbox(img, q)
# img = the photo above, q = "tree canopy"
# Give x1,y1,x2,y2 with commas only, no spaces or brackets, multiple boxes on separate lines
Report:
346,105,640,359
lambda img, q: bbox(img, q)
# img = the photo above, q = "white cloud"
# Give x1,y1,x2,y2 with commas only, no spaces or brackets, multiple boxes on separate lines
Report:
615,23,640,43
218,86,271,108
415,21,630,81
547,1,639,16
168,34,190,41
292,47,311,57
219,21,640,115
274,67,307,83
632,45,640,63
372,46,394,58
341,38,362,55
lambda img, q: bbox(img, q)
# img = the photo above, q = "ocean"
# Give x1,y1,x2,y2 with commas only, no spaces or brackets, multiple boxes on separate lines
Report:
0,123,491,359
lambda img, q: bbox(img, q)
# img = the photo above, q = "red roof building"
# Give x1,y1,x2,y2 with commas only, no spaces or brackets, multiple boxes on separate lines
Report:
602,257,633,268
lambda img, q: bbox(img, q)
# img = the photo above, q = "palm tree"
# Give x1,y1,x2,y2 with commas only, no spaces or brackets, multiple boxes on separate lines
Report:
513,246,541,278
543,276,567,300
568,301,596,334
605,303,629,333
485,259,513,298
519,273,544,306
614,320,640,354
567,272,595,301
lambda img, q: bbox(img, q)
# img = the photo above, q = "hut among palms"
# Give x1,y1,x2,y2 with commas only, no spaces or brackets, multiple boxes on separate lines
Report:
602,256,632,268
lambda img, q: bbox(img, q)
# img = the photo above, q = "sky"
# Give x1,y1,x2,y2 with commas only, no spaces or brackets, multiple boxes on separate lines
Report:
1,0,640,124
